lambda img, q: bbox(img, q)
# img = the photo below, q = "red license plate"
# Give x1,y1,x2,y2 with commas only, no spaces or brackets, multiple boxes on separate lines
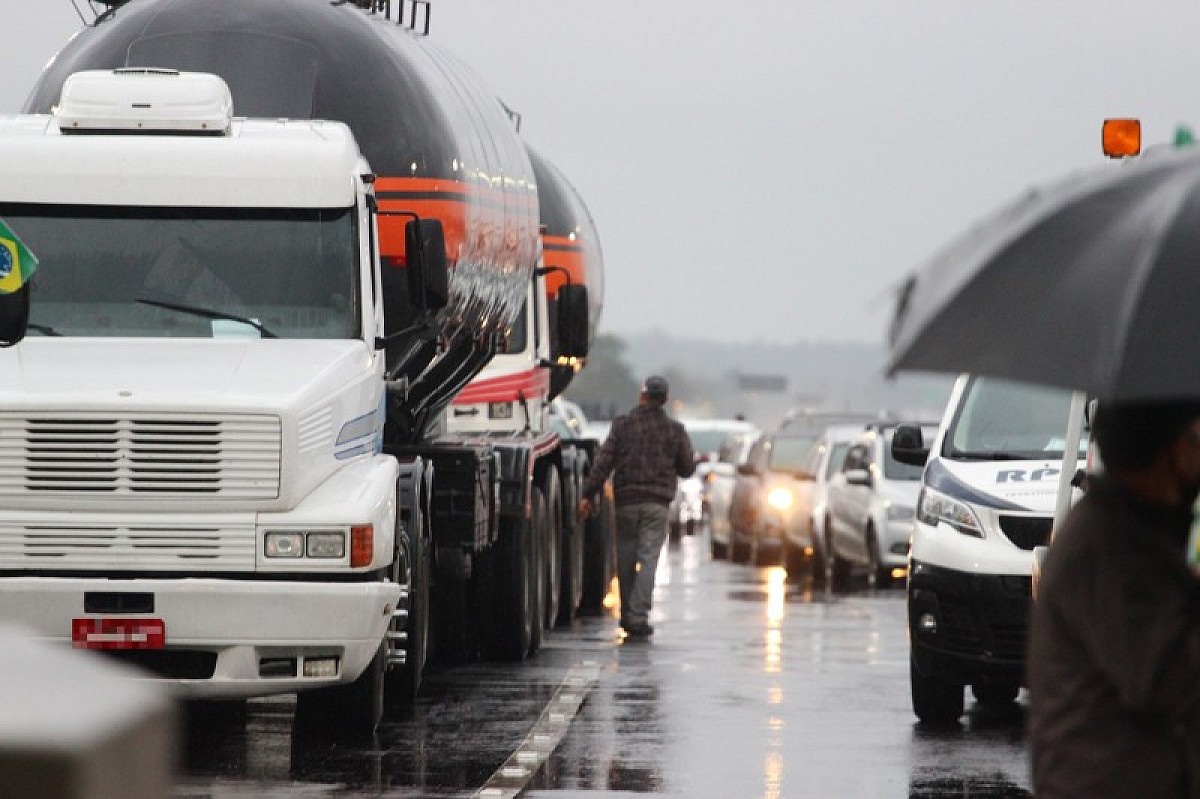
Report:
72,617,166,650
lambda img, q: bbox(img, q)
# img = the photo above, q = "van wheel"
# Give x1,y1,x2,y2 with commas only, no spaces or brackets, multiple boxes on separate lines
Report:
911,655,963,725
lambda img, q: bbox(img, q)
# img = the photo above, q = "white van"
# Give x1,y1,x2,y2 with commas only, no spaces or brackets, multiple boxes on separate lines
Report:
892,374,1086,724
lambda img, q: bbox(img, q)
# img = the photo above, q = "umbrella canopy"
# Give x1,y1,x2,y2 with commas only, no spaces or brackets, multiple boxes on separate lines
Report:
887,147,1200,402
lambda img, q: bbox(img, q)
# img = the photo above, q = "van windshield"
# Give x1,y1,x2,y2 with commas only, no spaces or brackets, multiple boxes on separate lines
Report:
2,204,359,339
944,376,1087,461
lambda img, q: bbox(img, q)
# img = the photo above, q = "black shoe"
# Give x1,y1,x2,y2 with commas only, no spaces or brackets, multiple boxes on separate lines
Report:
625,622,654,637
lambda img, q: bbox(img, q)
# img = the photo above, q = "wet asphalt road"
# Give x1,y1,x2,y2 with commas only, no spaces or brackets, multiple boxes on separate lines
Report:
175,534,1034,798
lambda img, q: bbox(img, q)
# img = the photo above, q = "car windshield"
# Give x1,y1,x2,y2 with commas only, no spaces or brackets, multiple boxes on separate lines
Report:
3,204,359,339
769,434,818,472
944,376,1088,461
824,442,850,480
688,425,752,455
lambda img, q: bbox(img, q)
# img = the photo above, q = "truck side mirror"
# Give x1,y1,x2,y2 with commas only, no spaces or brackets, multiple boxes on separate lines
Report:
405,218,449,312
891,424,929,467
555,283,589,358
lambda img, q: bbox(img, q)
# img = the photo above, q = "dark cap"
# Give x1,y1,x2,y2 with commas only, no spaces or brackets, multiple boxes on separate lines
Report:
641,375,669,401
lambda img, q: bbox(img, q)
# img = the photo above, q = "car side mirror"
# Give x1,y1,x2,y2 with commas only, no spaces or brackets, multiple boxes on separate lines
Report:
844,468,873,487
891,424,930,467
405,218,449,312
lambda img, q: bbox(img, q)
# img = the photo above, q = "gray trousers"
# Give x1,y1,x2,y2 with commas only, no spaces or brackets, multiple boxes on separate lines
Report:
615,502,670,626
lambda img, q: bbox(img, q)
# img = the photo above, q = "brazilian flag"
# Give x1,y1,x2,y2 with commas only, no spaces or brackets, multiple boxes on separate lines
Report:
0,220,38,294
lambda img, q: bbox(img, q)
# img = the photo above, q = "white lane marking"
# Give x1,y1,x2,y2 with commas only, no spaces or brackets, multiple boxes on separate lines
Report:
469,661,599,799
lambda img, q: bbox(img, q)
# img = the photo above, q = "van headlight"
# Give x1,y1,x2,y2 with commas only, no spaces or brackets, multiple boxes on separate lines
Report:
916,488,983,538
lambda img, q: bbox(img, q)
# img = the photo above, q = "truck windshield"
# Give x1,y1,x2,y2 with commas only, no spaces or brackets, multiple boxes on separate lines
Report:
944,376,1088,461
2,204,358,339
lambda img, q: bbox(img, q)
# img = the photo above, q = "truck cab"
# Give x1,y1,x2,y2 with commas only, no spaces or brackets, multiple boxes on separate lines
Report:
0,69,439,733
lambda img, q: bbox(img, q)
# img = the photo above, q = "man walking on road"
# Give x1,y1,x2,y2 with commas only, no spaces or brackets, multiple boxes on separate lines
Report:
579,376,695,638
1028,400,1200,798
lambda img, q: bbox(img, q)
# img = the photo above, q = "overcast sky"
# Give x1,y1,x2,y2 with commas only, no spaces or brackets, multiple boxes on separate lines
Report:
8,1,1200,345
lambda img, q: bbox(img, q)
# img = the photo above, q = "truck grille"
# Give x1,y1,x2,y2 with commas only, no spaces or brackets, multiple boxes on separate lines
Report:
0,413,281,498
0,521,257,570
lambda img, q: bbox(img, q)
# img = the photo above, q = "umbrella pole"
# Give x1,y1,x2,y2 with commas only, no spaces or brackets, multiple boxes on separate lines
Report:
1053,391,1088,537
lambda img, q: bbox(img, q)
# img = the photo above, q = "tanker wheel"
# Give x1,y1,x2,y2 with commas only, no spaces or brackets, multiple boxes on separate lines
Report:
580,492,616,616
528,485,548,656
541,469,563,630
485,506,534,661
557,469,585,627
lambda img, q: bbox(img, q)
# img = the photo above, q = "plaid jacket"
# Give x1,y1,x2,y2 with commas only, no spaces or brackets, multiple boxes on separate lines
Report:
582,404,695,506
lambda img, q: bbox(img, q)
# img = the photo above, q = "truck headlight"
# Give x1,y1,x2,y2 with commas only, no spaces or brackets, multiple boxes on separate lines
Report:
916,488,983,538
767,486,794,511
306,533,347,559
265,532,305,558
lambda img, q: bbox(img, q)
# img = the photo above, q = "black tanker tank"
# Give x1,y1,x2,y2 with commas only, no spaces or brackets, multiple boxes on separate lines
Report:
26,0,540,441
525,146,604,400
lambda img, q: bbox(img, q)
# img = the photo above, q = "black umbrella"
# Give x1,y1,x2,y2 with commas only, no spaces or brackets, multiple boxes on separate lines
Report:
887,147,1200,402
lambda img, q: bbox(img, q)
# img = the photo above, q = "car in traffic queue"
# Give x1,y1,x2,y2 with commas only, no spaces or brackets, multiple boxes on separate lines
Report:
727,428,824,565
825,421,939,589
669,418,759,542
706,425,763,559
781,423,862,584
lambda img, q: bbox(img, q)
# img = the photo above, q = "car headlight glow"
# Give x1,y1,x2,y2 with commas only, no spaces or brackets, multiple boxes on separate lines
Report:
767,486,795,511
916,488,983,538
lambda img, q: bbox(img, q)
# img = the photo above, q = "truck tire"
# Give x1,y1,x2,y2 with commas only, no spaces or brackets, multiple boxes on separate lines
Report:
579,491,616,616
528,486,548,656
910,654,964,726
487,504,535,661
389,511,429,705
541,469,563,631
557,468,585,627
295,641,386,738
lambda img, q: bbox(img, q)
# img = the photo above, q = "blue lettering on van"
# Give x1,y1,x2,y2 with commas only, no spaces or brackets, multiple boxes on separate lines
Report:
997,468,1060,483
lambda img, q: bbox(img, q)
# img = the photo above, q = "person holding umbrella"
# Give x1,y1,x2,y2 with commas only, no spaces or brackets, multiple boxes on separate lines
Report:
1026,400,1200,797
884,141,1200,796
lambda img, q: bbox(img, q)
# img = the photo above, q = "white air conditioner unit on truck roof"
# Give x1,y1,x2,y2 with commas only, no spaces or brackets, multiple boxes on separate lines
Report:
53,68,233,135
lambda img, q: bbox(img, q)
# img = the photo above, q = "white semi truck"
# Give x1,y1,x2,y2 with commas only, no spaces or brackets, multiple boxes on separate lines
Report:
17,0,613,736
0,67,447,734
